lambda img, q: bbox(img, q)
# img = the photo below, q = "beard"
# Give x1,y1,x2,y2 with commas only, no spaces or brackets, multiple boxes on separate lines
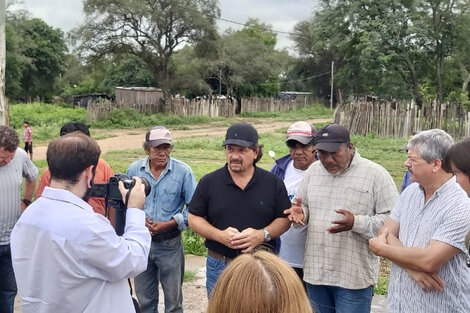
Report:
82,171,96,202
82,185,93,202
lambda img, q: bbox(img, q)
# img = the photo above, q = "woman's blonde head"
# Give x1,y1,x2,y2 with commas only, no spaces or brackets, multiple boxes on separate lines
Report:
206,250,313,313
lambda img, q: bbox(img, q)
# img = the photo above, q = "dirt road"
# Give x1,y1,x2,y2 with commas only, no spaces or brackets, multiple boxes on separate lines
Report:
32,118,332,160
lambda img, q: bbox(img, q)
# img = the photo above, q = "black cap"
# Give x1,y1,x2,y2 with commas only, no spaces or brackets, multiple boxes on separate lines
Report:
315,123,350,152
223,123,258,147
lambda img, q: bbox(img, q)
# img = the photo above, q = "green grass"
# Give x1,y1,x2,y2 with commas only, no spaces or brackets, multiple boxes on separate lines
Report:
183,270,198,282
374,275,389,295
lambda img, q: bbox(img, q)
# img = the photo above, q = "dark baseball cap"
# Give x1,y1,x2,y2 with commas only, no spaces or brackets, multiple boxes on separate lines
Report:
223,123,258,147
315,123,350,152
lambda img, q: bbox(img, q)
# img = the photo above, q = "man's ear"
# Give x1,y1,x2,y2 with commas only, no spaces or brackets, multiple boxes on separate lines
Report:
84,165,94,188
432,159,442,173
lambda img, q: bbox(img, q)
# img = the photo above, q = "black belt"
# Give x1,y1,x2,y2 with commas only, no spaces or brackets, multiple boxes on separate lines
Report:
152,228,180,242
207,249,232,262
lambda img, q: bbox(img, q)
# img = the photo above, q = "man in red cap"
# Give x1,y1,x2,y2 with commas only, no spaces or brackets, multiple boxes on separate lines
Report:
189,122,291,297
286,123,398,313
271,121,316,283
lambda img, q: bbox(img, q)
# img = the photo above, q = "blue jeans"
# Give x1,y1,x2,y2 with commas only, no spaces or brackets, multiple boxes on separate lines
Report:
205,255,230,298
306,283,373,313
135,234,184,313
0,245,16,313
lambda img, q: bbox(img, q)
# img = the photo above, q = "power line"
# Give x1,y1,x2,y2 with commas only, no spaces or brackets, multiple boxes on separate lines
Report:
258,71,331,87
173,3,308,39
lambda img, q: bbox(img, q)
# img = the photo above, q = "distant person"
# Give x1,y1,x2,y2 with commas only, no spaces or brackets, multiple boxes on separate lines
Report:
0,125,38,313
35,122,114,216
11,133,151,313
23,121,33,160
285,123,398,313
189,122,291,297
127,126,197,313
369,129,470,313
206,250,313,313
271,121,316,282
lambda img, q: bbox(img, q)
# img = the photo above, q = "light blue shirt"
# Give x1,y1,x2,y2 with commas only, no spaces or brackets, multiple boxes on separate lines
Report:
127,156,196,230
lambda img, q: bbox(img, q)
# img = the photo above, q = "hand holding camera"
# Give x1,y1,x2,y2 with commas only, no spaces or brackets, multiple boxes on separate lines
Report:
118,177,146,209
90,173,151,235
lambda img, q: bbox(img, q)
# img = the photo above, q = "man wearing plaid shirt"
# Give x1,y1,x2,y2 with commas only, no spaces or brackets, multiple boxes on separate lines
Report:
286,123,398,313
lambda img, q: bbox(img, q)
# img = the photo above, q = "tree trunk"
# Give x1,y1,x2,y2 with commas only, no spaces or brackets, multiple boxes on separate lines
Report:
0,0,7,125
462,72,470,92
404,55,423,109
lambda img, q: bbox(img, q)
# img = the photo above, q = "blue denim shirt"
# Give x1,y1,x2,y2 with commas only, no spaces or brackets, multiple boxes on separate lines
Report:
127,156,196,230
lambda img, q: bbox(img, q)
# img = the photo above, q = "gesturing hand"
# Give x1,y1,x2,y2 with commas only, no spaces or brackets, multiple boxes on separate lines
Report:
283,197,305,225
327,209,354,234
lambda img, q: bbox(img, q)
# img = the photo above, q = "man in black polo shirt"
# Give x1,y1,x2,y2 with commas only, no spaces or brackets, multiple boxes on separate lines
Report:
189,122,291,297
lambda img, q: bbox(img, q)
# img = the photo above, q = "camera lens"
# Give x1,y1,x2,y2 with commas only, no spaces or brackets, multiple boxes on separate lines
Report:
140,177,151,196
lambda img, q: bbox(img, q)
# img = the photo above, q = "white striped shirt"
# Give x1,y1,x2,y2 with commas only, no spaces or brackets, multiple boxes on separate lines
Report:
388,177,470,313
0,148,38,244
298,151,398,289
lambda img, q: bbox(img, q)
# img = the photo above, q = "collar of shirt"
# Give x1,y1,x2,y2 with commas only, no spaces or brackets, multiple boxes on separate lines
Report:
42,186,94,213
323,149,362,177
140,156,173,178
222,163,260,188
418,175,456,200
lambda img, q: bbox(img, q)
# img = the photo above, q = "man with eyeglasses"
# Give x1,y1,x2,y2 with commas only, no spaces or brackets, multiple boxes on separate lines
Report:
188,122,291,297
127,126,197,313
271,121,316,283
285,123,398,313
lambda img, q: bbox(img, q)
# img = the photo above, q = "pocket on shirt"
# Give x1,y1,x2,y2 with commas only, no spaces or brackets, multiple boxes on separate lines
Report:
163,187,179,197
345,186,371,214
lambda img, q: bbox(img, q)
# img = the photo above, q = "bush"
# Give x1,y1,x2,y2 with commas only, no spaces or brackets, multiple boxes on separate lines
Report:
182,229,207,256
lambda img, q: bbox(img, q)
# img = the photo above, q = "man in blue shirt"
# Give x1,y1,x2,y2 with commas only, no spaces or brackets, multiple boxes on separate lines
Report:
127,126,196,313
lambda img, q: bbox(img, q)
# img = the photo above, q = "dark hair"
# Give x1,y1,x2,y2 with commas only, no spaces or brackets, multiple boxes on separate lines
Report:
59,122,91,137
47,133,100,184
23,120,30,125
252,143,263,165
445,138,470,176
0,126,20,151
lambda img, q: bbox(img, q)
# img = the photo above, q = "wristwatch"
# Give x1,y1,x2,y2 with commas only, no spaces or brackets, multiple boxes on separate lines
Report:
22,198,32,206
263,228,271,242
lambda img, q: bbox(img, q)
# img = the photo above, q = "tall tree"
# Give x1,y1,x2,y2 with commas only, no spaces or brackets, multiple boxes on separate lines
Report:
74,0,219,104
0,0,6,124
7,16,68,102
207,20,286,99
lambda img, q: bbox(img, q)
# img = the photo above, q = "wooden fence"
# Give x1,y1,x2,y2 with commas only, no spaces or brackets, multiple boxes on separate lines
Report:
86,97,236,121
240,95,313,113
334,98,470,139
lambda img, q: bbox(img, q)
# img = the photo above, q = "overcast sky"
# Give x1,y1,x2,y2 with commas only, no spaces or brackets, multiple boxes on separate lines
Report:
10,0,318,52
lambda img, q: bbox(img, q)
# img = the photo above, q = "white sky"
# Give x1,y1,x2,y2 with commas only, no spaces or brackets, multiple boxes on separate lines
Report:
9,0,318,53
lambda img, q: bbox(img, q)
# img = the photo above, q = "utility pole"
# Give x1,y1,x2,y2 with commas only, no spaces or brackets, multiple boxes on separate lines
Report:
330,61,334,109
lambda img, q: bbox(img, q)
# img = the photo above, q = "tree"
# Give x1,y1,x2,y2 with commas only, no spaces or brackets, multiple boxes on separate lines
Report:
207,20,286,99
18,18,67,101
0,0,6,124
75,0,219,104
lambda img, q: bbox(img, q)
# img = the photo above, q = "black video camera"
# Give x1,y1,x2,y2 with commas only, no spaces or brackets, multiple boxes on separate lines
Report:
91,173,151,201
90,173,151,235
